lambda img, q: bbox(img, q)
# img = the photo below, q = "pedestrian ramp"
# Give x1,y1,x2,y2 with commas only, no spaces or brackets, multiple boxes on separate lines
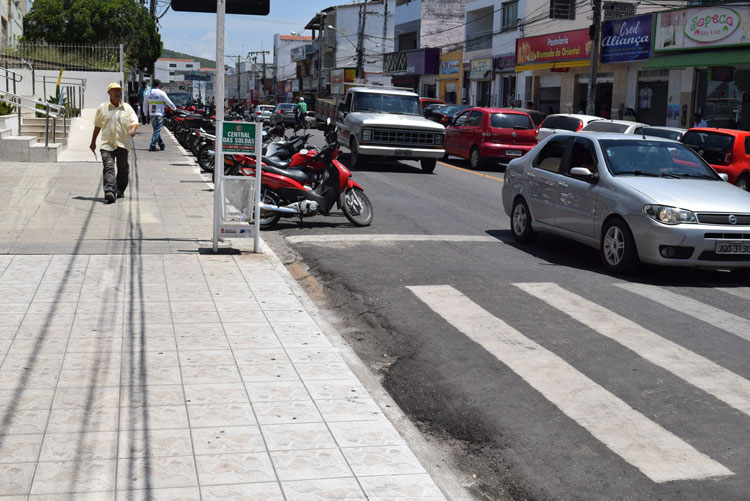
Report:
407,282,750,483
57,108,100,163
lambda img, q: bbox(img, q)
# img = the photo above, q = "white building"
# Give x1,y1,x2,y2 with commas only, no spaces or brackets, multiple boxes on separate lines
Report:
1,0,25,47
274,34,312,100
154,58,199,85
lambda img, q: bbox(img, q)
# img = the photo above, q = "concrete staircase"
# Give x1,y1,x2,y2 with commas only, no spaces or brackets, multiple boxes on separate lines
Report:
20,116,71,146
0,127,63,162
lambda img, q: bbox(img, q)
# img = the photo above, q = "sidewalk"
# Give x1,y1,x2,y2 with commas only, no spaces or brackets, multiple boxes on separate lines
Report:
0,119,454,499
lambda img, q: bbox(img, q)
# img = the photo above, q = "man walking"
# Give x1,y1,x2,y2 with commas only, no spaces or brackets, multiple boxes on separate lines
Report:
137,80,148,124
144,79,176,151
90,82,138,204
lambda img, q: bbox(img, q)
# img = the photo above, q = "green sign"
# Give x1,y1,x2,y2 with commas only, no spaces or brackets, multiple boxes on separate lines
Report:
222,122,257,154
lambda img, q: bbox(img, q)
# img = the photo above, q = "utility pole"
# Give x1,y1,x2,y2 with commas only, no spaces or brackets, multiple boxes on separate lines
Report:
355,0,368,80
247,50,270,102
586,0,602,116
149,0,157,20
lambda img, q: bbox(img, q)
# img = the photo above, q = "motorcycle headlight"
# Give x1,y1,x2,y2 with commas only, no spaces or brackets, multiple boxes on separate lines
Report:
361,129,372,142
643,205,697,225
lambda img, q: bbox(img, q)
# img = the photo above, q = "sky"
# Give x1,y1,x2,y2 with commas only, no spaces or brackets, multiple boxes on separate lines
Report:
157,1,342,62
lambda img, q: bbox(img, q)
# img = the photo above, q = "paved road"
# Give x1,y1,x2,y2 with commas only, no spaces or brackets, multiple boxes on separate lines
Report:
262,129,750,500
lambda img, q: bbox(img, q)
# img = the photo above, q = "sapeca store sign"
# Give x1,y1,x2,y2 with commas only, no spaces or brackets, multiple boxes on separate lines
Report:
654,5,750,52
601,14,652,63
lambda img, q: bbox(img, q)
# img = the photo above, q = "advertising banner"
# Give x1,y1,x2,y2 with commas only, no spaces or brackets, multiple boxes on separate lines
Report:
291,46,306,62
440,60,460,75
654,6,750,52
601,14,653,63
516,29,592,66
470,58,493,79
222,122,257,154
406,48,439,75
291,79,300,92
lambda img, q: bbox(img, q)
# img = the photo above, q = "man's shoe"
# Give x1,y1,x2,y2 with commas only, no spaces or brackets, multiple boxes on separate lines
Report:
116,191,124,199
159,144,165,151
149,147,157,151
104,192,116,204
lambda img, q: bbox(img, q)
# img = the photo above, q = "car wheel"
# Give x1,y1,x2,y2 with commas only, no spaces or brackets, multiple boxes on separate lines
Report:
736,174,750,191
600,218,639,274
350,138,368,169
511,198,536,243
421,158,437,173
470,147,483,170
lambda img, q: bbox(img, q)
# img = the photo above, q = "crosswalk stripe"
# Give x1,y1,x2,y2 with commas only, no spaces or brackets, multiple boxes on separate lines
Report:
716,287,750,302
615,283,750,343
407,285,733,483
286,234,499,244
516,282,750,417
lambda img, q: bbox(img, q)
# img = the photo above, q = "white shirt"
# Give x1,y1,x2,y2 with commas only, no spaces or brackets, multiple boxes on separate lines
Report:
144,88,176,117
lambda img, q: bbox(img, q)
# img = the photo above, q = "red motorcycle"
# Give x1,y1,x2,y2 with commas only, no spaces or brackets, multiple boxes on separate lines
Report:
239,121,373,230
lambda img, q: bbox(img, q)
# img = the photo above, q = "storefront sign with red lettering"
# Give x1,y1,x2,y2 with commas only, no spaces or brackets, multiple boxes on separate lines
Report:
516,29,592,66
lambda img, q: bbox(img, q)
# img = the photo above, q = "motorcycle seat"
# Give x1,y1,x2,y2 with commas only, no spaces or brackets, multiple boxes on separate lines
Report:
263,156,292,169
262,164,308,184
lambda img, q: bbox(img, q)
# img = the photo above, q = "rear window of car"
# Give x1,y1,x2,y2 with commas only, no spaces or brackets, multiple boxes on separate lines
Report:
641,127,682,141
541,115,583,132
682,131,735,164
581,122,629,133
491,113,533,130
277,104,295,110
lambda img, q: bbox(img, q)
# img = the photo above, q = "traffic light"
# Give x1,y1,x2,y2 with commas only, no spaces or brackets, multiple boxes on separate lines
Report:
171,0,269,15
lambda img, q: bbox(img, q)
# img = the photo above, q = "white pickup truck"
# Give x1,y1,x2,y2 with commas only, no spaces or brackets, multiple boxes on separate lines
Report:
335,87,446,173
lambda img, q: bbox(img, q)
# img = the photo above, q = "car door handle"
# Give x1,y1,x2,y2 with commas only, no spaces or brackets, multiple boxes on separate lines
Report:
526,172,536,179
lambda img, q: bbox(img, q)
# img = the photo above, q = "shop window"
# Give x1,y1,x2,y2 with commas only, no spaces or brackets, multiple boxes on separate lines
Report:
549,0,575,20
695,69,750,130
502,1,519,32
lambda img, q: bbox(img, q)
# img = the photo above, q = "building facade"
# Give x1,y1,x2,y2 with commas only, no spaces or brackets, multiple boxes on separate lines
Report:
1,0,24,48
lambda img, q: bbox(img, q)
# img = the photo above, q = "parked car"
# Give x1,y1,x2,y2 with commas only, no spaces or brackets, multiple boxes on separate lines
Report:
537,114,603,141
420,97,445,111
508,107,546,130
272,103,298,126
167,92,192,107
423,103,445,120
580,119,648,135
502,132,750,273
682,128,750,191
444,107,537,168
255,104,275,122
640,126,686,141
429,104,469,125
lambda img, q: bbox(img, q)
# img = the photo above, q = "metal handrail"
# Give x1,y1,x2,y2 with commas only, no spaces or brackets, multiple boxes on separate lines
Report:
0,65,23,95
0,90,67,147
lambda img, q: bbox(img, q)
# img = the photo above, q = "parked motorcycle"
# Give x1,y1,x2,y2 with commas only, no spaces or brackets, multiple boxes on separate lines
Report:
242,119,373,230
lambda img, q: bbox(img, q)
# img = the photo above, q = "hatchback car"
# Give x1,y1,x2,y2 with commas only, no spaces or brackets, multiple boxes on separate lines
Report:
640,126,686,141
502,132,750,273
681,128,750,191
580,119,648,134
255,104,275,122
445,108,537,168
272,103,298,126
429,104,469,125
537,114,602,141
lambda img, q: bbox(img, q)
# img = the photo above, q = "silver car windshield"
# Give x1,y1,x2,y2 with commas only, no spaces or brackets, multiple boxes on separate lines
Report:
352,93,421,115
601,140,720,180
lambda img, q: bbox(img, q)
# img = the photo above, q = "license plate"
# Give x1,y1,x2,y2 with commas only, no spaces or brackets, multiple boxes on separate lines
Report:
506,150,522,157
394,149,413,157
715,240,750,254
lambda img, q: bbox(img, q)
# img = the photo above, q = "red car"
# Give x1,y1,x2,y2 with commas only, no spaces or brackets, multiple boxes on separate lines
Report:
444,107,538,169
420,97,444,113
681,128,750,190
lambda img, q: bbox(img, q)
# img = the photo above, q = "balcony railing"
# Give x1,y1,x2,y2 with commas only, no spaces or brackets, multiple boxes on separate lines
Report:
465,29,493,52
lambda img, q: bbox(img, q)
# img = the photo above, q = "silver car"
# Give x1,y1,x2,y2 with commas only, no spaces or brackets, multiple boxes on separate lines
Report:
502,132,750,273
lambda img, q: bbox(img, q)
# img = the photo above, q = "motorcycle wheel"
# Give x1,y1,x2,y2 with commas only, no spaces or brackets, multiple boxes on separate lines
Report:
198,144,214,173
259,190,281,230
342,188,373,227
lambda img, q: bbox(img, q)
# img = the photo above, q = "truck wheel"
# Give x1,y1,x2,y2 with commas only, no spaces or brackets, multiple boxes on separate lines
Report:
421,158,437,173
350,138,368,169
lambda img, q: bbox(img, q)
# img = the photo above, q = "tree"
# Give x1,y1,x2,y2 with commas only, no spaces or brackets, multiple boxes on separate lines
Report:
22,0,161,70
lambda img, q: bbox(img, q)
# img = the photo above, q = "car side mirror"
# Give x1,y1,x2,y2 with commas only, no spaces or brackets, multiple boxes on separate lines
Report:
570,167,596,179
337,103,346,114
719,173,729,182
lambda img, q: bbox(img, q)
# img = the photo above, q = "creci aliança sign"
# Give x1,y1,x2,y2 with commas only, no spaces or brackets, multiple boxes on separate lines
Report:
654,6,750,52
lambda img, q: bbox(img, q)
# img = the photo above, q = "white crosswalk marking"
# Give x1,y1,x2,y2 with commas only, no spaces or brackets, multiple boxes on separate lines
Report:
716,287,750,302
516,282,750,417
407,285,733,483
286,234,499,244
615,283,750,343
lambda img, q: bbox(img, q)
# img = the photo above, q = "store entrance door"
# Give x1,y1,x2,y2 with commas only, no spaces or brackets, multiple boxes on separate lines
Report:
577,82,613,118
636,81,668,125
540,86,561,115
476,80,491,106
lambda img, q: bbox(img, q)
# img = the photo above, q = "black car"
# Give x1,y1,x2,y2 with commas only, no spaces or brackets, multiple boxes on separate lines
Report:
429,104,469,125
423,103,446,120
272,103,298,126
508,107,546,129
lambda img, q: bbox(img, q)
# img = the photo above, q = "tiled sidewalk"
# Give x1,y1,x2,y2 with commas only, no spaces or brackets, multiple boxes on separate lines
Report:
0,124,449,499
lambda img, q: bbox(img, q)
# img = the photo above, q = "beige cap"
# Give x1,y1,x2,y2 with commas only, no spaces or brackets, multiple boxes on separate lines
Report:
107,82,123,92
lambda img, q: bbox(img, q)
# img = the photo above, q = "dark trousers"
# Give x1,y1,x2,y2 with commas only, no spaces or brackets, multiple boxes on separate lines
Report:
101,148,129,196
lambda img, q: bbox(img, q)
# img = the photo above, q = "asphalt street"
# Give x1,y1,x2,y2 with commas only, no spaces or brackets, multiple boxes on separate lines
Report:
262,128,750,500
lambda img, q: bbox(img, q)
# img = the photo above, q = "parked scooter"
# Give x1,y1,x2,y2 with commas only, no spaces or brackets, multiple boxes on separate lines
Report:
241,119,373,229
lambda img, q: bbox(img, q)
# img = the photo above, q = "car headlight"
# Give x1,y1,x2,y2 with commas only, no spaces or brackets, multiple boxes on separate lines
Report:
643,205,697,225
434,134,444,146
361,129,372,142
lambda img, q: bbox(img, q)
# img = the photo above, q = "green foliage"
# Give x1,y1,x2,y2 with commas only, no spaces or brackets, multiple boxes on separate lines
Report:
0,101,15,115
22,0,162,69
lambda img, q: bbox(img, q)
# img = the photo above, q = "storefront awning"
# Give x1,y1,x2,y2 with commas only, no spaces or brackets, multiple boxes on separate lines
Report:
515,60,590,73
644,49,750,70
